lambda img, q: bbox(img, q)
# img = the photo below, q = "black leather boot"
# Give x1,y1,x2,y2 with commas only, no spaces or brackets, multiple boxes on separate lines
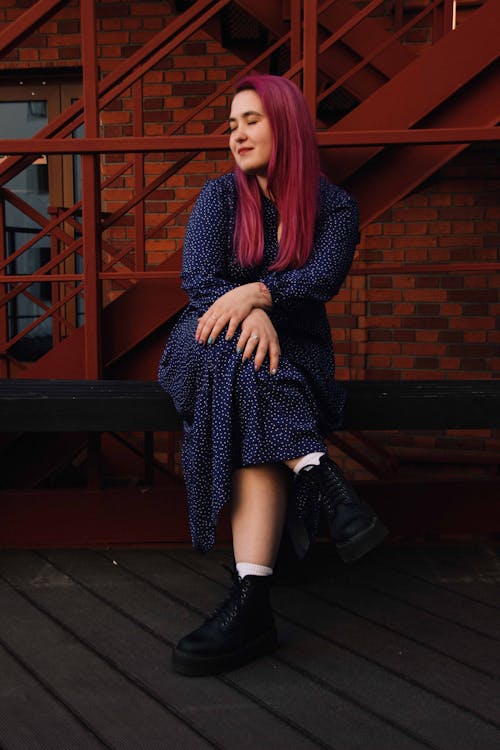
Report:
172,570,277,676
297,454,388,563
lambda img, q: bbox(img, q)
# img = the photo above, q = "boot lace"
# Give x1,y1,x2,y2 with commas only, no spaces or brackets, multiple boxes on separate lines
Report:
207,565,242,629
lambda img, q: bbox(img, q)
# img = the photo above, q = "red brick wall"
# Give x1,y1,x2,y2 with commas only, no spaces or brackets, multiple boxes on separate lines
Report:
331,145,500,383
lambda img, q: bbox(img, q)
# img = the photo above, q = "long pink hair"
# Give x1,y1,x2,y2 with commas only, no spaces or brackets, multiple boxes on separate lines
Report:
233,75,320,270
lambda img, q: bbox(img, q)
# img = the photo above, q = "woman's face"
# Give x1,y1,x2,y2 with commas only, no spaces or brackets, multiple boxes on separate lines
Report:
229,89,273,178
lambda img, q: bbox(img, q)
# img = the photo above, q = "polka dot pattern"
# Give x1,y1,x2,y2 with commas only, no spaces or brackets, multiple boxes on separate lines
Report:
158,173,359,552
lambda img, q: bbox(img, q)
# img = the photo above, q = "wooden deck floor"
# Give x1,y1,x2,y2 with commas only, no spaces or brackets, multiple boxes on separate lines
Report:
0,542,499,750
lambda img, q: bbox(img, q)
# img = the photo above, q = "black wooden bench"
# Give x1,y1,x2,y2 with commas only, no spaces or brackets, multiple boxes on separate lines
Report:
0,378,498,431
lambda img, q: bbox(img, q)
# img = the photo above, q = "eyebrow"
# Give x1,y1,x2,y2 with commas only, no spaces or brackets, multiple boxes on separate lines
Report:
228,110,263,123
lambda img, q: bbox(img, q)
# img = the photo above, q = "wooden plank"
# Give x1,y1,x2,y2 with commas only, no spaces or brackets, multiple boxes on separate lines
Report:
165,546,500,750
387,546,500,610
0,643,106,750
3,549,320,750
0,563,213,750
337,546,500,640
300,555,500,679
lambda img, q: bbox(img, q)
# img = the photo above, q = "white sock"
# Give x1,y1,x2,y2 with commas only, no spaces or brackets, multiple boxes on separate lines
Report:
236,562,273,579
293,452,325,475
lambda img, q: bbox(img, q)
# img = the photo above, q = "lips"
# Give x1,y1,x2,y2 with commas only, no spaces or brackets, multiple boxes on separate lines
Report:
237,147,253,155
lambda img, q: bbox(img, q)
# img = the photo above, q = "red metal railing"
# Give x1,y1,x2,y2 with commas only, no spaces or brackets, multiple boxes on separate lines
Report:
0,0,497,378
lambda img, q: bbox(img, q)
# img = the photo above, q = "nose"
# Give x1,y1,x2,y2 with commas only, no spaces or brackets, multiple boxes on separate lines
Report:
231,122,247,141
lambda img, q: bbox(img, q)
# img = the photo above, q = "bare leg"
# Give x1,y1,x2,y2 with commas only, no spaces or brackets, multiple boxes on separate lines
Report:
231,463,288,567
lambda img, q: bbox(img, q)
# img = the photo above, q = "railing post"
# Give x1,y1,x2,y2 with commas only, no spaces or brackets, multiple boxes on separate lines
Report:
434,0,456,42
394,0,404,29
81,0,102,379
302,0,317,121
48,205,61,346
133,79,145,273
290,0,302,83
0,195,8,377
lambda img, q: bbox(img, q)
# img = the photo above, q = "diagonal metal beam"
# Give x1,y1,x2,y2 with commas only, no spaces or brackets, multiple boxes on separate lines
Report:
0,0,69,59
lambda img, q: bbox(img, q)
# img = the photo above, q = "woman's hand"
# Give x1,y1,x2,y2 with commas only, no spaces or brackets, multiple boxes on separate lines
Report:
237,308,280,375
196,282,272,345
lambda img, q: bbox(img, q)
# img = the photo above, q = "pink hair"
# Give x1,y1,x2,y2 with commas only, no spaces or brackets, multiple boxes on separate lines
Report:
232,75,320,271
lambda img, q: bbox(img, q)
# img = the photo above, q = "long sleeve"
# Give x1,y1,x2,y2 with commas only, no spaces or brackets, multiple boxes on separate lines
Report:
181,177,238,312
261,186,359,305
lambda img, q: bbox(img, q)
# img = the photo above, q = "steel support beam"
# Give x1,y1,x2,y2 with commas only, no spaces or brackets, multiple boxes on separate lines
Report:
80,0,102,379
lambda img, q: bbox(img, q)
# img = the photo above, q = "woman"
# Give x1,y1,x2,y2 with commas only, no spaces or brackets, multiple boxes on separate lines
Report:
159,74,387,676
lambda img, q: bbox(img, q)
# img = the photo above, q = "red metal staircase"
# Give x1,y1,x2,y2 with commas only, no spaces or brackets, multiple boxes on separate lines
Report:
1,0,496,381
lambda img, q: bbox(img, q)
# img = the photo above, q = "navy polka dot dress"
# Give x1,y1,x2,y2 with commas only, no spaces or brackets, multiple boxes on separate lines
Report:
158,173,359,552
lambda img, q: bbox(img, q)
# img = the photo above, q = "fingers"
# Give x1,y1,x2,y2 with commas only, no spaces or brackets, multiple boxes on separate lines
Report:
236,330,259,360
268,340,281,375
196,309,243,345
196,312,227,345
236,330,280,374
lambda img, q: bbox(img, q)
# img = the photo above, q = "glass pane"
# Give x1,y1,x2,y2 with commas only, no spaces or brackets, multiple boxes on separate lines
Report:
1,100,51,360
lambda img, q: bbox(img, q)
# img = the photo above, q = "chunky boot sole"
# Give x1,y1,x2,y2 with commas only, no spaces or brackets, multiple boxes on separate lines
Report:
172,628,278,677
335,517,388,563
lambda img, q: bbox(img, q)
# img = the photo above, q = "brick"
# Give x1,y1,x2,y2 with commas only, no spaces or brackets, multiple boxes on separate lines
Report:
368,356,392,368
393,330,415,342
403,317,448,330
369,276,392,288
364,223,383,236
392,208,437,222
430,194,452,207
367,343,401,355
438,235,482,247
405,222,428,235
404,289,447,302
452,194,475,206
485,206,500,220
439,207,484,220
397,193,429,208
440,358,461,370
448,290,497,303
361,316,401,328
438,331,463,343
392,356,414,368
393,276,415,289
366,370,400,380
406,250,428,261
401,370,444,381
415,304,440,316
393,303,415,315
428,222,451,235
415,331,439,342
462,304,490,316
448,344,496,357
461,358,488,370
415,357,439,369
440,276,464,289
393,236,436,248
415,276,440,288
449,317,495,330
383,223,405,235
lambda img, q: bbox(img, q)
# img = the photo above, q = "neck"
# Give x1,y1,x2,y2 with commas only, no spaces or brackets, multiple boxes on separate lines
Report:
256,174,270,199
